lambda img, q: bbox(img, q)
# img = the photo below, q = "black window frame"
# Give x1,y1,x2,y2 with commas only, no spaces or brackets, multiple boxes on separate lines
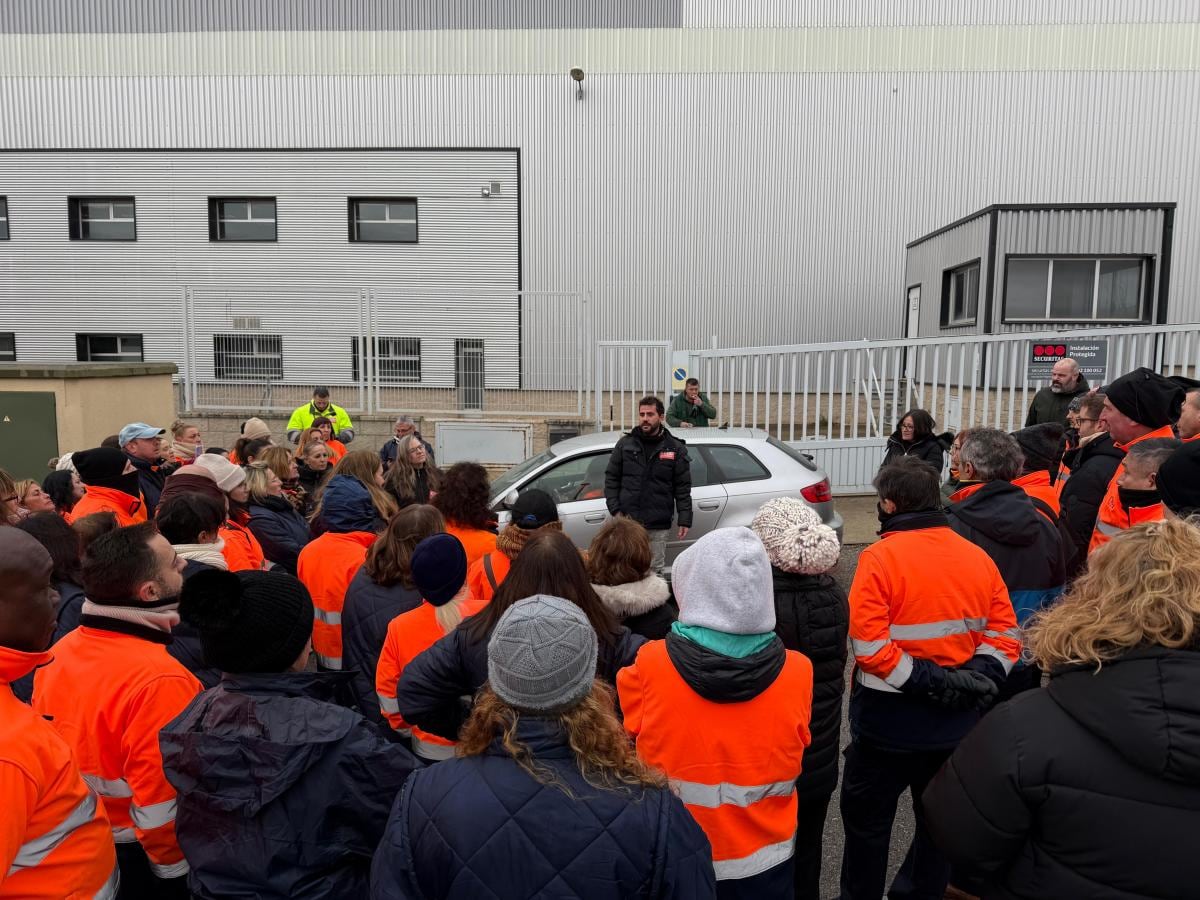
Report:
212,333,284,380
0,332,14,361
1001,253,1153,325
75,333,144,362
208,197,278,243
939,258,980,328
351,336,422,383
68,196,137,242
0,197,8,241
347,197,419,244
700,444,771,485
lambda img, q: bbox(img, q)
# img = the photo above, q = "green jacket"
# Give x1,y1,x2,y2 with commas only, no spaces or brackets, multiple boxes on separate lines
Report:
1025,376,1090,427
666,392,717,428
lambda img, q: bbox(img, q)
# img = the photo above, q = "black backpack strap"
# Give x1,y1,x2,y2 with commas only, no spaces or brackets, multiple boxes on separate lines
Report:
1029,496,1058,522
482,553,498,591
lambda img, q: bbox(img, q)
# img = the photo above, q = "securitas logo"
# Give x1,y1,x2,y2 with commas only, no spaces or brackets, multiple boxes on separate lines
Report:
1032,344,1067,360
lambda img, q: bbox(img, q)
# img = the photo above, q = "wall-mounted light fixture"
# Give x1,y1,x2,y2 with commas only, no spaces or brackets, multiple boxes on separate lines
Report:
570,66,585,100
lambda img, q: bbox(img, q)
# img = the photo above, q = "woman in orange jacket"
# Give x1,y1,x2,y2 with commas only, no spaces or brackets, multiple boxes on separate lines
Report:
432,463,497,565
376,533,488,760
194,454,266,572
312,416,348,464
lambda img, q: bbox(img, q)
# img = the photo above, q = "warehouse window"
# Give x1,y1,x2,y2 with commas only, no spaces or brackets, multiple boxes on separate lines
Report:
69,198,136,241
348,198,418,243
455,339,485,410
76,333,143,362
351,336,421,383
0,333,14,361
0,197,8,240
940,261,979,327
1003,257,1148,323
213,334,284,380
209,198,277,242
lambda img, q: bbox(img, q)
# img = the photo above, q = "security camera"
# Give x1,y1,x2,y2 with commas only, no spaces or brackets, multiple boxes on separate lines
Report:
569,66,585,83
481,185,491,198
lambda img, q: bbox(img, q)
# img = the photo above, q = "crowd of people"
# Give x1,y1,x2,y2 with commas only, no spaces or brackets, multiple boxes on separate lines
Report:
1,371,1198,899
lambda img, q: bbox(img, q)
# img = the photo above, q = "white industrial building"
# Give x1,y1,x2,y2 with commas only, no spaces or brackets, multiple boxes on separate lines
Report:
1,2,1198,413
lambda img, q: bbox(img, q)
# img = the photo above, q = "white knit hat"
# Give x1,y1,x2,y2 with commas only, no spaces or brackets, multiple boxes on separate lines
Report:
750,497,840,575
672,527,775,634
194,453,247,494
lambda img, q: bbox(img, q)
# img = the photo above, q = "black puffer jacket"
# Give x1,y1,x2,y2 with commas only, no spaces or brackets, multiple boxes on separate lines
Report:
396,620,647,741
341,567,423,723
771,569,848,798
880,431,947,474
924,647,1200,899
604,427,693,530
1060,433,1124,573
160,671,420,900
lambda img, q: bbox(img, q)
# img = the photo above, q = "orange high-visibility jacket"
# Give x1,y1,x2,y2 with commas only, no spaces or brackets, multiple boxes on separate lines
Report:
466,551,511,603
33,626,201,881
1089,425,1175,554
1012,471,1062,516
219,518,266,572
297,531,376,670
617,640,813,881
849,524,1020,694
67,486,147,527
324,439,348,464
0,646,119,900
376,597,488,758
444,523,497,567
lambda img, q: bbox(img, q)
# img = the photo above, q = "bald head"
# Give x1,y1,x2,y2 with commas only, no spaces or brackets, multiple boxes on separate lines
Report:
0,528,58,652
1050,359,1082,393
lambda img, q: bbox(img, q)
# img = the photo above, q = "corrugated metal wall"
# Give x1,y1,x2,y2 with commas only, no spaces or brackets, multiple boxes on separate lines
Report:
904,214,992,336
993,207,1166,332
0,150,519,385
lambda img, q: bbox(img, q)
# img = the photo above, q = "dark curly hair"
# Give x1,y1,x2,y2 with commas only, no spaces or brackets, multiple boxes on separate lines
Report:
432,462,496,531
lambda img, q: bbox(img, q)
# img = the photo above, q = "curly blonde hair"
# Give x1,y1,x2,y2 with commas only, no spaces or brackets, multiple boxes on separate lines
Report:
457,683,666,796
1026,519,1200,671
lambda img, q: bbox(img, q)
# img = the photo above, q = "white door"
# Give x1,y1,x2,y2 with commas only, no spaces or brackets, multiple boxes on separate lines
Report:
906,286,921,339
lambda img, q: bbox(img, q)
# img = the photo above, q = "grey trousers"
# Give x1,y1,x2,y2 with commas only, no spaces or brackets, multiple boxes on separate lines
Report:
647,528,670,573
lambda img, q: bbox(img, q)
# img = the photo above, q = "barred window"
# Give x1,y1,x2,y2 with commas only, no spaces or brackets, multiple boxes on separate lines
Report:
213,334,284,380
352,336,421,383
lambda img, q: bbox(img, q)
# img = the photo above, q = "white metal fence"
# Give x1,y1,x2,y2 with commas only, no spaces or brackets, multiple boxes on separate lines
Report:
593,341,673,431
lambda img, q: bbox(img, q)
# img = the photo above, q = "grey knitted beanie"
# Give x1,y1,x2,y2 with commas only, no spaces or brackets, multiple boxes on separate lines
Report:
751,497,841,575
487,594,598,713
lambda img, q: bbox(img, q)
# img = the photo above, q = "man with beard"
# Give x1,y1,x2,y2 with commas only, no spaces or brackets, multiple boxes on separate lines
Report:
605,396,693,573
33,523,200,898
1025,358,1090,427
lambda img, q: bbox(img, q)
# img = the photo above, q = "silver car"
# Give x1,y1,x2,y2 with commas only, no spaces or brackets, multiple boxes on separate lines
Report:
489,428,843,571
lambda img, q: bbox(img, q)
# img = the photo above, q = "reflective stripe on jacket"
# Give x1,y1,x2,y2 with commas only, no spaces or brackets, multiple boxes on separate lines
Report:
32,626,201,879
466,551,511,603
67,486,146,527
297,531,376,670
617,639,812,880
1089,425,1175,555
376,598,488,757
849,526,1020,692
0,647,119,900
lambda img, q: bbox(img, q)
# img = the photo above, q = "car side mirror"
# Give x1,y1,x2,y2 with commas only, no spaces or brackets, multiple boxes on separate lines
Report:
503,489,520,509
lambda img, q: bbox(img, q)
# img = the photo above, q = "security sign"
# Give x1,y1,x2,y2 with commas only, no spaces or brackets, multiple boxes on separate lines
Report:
1027,339,1108,383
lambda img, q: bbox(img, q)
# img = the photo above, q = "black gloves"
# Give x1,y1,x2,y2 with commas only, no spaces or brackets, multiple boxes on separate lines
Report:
930,668,999,711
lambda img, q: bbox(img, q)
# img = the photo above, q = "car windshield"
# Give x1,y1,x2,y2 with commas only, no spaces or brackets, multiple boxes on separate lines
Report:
489,448,556,501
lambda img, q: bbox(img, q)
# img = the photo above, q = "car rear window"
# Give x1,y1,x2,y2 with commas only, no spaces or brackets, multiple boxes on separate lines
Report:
767,436,819,471
704,445,770,483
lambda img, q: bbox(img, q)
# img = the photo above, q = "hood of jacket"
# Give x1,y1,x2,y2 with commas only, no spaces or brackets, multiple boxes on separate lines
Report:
946,480,1045,547
664,628,786,702
592,574,671,618
160,671,364,816
318,475,379,534
1048,647,1200,784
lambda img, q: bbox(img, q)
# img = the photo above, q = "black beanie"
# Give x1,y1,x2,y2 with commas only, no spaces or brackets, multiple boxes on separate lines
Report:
1104,368,1184,429
410,534,467,606
511,489,559,530
73,446,140,494
180,570,313,673
1157,442,1200,518
1011,423,1066,473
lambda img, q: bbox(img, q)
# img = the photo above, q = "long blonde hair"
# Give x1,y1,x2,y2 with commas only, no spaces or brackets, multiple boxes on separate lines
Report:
457,682,667,796
385,434,441,502
259,446,296,484
335,450,398,521
433,584,473,633
1026,519,1200,671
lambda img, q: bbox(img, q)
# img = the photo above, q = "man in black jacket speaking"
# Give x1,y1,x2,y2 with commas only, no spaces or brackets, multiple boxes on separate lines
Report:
604,396,693,573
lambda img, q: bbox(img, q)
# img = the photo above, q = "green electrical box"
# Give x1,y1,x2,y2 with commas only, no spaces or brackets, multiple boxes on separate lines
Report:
0,392,59,481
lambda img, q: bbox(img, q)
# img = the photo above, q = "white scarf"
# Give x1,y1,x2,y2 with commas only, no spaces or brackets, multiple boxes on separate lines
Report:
173,539,230,571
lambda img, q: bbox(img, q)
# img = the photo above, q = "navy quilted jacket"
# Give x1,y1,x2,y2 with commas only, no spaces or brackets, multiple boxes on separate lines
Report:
342,567,423,722
248,496,313,574
370,718,715,899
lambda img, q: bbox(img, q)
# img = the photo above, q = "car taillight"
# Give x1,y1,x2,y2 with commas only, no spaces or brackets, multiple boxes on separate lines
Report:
801,479,832,504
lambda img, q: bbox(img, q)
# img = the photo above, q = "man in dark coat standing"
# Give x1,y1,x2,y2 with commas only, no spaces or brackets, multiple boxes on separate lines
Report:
605,395,693,573
1025,358,1090,426
1060,391,1124,573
